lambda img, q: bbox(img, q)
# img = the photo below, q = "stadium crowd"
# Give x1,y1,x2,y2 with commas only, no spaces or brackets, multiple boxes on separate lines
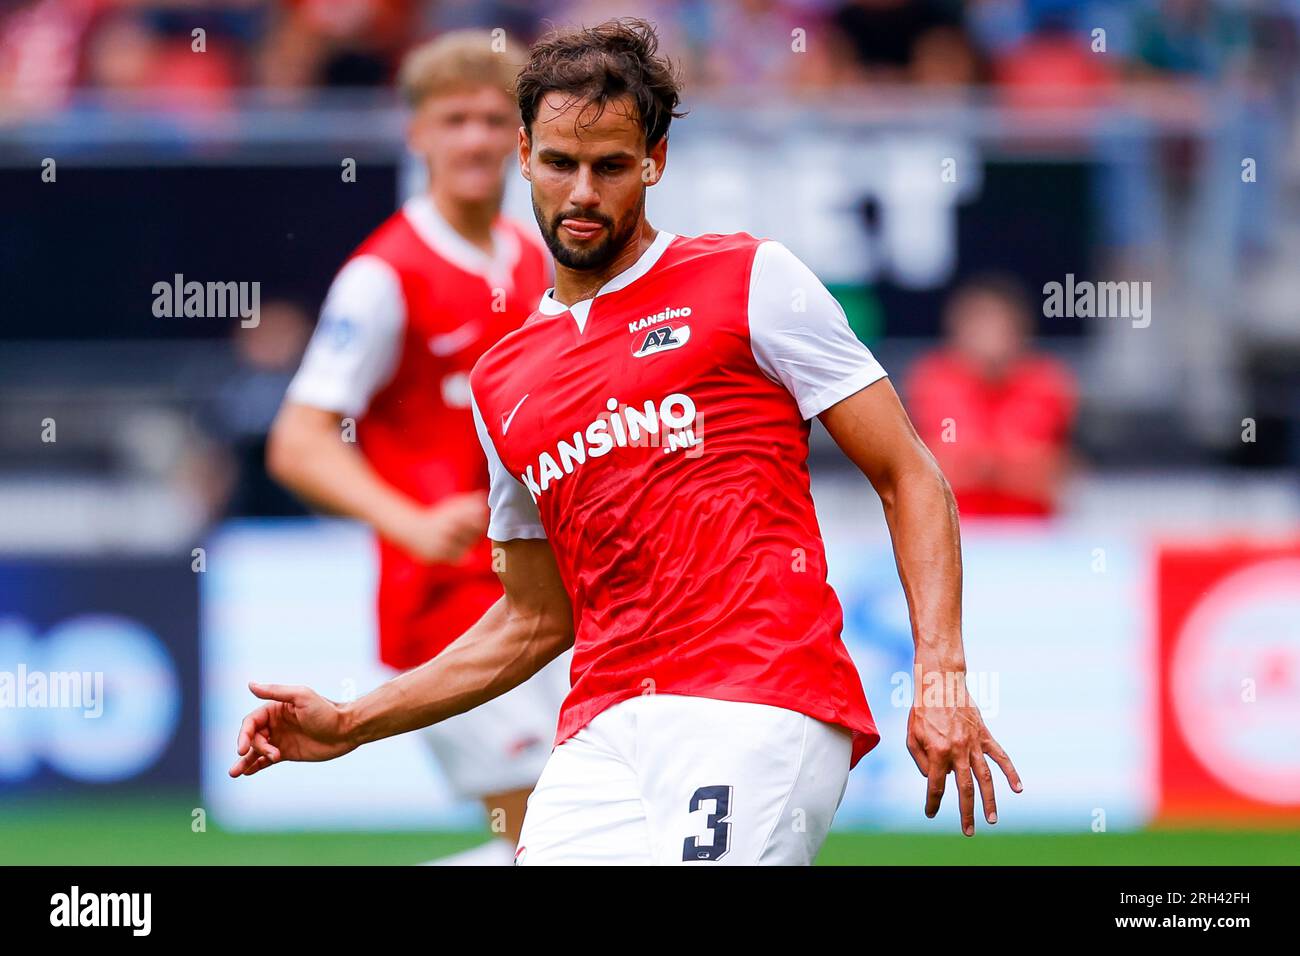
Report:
2,2,1297,536
4,0,1299,119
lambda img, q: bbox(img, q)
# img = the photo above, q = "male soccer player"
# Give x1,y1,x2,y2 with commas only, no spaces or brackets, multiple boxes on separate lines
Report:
265,31,564,865
235,18,1021,865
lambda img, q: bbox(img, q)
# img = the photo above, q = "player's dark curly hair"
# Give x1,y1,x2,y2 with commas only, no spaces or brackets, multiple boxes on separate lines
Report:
515,18,686,148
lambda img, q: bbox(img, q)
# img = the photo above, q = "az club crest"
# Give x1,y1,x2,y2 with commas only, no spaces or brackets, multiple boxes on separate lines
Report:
632,324,691,358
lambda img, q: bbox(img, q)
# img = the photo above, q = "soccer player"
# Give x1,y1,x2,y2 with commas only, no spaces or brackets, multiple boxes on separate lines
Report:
264,31,565,865
906,274,1078,517
235,18,1022,865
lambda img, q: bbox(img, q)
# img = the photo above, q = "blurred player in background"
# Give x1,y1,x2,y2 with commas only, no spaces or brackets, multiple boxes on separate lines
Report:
906,275,1078,517
234,18,1021,865
265,30,563,866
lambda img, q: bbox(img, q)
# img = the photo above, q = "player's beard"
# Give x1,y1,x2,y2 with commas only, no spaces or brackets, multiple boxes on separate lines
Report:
533,191,644,272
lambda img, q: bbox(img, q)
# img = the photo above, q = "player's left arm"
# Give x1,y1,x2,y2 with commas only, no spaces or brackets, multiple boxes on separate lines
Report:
820,380,1022,835
748,239,1022,835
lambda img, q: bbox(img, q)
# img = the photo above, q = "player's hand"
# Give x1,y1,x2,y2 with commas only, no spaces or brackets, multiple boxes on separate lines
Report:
393,491,490,564
228,682,356,778
906,677,1022,836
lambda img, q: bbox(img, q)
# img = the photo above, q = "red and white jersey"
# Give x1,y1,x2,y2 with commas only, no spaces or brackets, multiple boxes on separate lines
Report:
469,230,886,768
287,195,550,670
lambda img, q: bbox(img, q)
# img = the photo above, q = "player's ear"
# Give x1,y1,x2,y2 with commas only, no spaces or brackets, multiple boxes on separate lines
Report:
644,136,668,187
518,127,532,182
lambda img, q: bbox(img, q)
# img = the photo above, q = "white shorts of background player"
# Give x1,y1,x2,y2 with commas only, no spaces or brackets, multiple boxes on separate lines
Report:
389,647,572,800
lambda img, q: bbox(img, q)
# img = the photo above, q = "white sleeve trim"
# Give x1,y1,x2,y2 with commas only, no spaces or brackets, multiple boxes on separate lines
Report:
801,362,890,418
470,387,548,541
285,255,406,418
747,240,888,419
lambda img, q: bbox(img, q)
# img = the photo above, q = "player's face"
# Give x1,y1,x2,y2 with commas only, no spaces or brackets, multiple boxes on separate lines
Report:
408,86,518,204
948,293,1026,372
520,92,667,271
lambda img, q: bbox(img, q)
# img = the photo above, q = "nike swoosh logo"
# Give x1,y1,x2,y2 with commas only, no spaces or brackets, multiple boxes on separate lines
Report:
428,321,482,356
501,394,529,434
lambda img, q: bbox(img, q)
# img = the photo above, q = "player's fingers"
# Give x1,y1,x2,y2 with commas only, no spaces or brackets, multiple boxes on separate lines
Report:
236,709,265,756
432,526,477,558
972,751,998,824
984,734,1023,793
437,542,470,565
452,528,481,550
242,755,274,777
230,753,271,777
954,759,977,836
906,732,929,777
249,682,300,705
924,761,948,818
228,750,262,777
251,731,280,762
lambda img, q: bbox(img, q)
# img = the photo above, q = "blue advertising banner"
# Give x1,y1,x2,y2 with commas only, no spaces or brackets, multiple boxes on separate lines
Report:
0,558,199,793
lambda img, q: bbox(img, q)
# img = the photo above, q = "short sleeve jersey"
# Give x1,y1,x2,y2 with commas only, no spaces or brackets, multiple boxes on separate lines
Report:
469,231,887,768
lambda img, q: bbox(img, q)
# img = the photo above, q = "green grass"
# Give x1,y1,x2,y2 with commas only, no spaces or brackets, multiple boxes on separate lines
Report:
2,794,1296,865
815,830,1300,866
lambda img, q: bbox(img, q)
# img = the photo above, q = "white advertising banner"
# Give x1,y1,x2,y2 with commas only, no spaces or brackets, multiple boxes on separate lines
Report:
202,521,475,830
202,504,1153,832
820,514,1153,833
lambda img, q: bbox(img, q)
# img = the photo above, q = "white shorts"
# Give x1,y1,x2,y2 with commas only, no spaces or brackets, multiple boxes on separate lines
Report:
515,694,852,865
391,648,571,800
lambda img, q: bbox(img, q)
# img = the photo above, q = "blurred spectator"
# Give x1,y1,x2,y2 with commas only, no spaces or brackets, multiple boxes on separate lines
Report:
688,0,846,92
1131,0,1250,81
84,11,160,93
201,299,313,518
906,275,1078,517
963,0,1032,60
84,7,240,113
413,0,540,43
13,0,1294,111
0,0,97,119
257,0,414,92
990,10,1117,107
830,0,977,86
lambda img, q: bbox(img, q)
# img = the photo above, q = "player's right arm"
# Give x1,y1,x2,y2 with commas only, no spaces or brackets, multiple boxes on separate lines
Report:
227,535,573,777
268,403,486,564
267,254,486,563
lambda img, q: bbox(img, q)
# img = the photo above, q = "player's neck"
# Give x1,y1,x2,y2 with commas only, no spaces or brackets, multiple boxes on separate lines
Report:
552,220,659,307
429,188,499,256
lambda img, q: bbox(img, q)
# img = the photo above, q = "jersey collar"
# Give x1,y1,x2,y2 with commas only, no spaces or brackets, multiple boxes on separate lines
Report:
402,195,521,290
538,229,677,333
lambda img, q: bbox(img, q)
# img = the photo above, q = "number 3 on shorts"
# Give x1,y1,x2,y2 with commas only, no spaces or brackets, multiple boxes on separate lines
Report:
682,785,734,862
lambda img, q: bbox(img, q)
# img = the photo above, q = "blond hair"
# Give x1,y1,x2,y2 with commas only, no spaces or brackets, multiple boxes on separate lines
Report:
398,30,527,109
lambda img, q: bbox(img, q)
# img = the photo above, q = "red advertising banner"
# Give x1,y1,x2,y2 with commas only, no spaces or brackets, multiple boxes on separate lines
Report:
1157,541,1300,825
